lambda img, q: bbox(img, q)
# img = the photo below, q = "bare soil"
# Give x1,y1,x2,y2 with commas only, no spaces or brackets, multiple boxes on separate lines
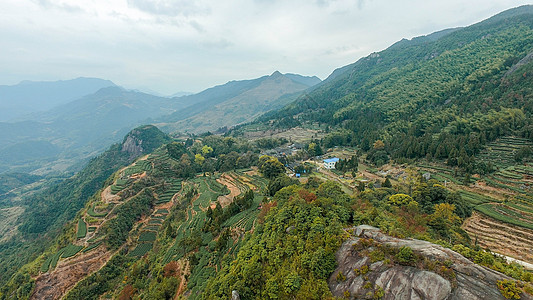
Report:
214,174,241,208
463,211,533,264
31,247,112,300
101,185,120,203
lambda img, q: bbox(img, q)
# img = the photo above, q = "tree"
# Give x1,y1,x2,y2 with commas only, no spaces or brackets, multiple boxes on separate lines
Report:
357,181,365,192
260,157,286,179
201,145,214,156
307,142,323,156
388,194,417,207
382,177,392,188
373,140,385,150
194,153,205,165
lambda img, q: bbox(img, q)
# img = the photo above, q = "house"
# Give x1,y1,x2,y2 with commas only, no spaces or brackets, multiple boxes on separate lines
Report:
323,157,339,169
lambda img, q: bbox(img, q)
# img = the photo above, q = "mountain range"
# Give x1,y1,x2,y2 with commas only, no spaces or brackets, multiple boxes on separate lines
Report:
0,5,533,300
0,72,320,174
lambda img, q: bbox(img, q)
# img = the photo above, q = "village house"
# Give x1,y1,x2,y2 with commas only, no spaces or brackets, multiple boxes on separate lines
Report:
323,157,339,169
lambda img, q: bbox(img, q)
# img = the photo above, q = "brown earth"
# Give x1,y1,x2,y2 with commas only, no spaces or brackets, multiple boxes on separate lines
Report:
31,247,112,300
101,185,120,203
463,211,533,264
173,259,191,300
214,174,241,208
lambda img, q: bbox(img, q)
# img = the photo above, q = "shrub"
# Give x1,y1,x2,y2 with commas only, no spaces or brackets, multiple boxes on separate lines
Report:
336,271,346,282
395,246,415,265
497,280,522,299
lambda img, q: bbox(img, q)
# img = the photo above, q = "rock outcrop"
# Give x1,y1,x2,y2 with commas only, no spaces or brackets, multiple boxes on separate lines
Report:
329,225,533,300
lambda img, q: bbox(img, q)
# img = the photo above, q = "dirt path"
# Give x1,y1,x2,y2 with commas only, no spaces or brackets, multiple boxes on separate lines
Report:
31,248,112,300
214,174,241,208
173,260,190,300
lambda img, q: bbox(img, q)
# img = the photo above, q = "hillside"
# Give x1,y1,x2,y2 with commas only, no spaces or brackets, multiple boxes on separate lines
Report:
0,72,319,175
157,71,320,134
0,125,169,289
0,130,531,299
239,5,533,167
0,77,115,122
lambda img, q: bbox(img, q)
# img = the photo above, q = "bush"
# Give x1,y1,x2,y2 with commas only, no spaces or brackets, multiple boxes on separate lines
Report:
395,246,415,265
497,280,522,299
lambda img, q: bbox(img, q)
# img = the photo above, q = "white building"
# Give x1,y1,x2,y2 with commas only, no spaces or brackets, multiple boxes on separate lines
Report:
323,157,339,169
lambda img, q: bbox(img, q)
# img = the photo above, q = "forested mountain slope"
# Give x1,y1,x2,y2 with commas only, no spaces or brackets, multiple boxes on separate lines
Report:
241,5,533,174
0,125,169,290
0,87,188,174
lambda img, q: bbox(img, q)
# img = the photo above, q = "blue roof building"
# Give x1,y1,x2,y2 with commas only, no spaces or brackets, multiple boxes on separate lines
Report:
323,157,339,169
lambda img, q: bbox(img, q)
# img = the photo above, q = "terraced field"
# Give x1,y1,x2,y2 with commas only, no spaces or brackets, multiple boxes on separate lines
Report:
416,136,533,263
164,169,266,266
463,212,533,262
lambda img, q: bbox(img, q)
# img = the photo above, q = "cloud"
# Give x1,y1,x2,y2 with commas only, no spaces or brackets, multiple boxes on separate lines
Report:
126,0,209,17
201,38,233,49
2,0,532,94
33,0,84,13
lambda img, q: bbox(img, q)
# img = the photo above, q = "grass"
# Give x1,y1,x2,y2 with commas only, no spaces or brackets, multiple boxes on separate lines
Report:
77,219,87,239
40,256,53,273
87,203,108,217
156,180,181,204
50,248,66,269
143,225,161,231
148,219,164,225
129,243,153,257
155,208,169,214
110,178,131,194
458,190,498,206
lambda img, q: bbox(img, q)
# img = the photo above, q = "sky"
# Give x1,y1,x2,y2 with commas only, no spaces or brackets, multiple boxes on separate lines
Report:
1,0,531,95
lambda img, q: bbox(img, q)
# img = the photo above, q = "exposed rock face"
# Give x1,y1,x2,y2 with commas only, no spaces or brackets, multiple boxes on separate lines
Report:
329,225,533,300
231,290,240,300
121,133,144,157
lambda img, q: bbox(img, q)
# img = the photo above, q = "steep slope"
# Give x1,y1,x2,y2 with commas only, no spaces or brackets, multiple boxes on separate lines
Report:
0,125,169,289
0,77,115,121
157,72,320,133
243,5,533,165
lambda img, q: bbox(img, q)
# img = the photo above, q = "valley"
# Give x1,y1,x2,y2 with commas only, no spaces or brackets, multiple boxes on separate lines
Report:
1,5,533,300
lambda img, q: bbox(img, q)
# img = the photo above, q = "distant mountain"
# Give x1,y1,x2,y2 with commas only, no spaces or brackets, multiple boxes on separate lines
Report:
168,91,193,97
0,87,191,174
157,71,321,133
0,77,115,121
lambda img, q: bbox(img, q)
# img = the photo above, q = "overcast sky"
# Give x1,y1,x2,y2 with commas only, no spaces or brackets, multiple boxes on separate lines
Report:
1,0,531,95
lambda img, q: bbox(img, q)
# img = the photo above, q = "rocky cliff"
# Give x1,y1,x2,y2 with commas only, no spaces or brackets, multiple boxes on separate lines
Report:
329,225,533,300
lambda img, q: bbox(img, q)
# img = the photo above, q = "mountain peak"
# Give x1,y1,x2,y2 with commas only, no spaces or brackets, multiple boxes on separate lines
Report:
270,70,283,77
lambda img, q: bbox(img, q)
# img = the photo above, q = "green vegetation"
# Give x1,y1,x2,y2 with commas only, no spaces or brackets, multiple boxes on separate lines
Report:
82,242,102,253
129,243,153,257
474,203,533,230
61,244,84,259
5,8,533,299
77,219,87,239
138,231,157,242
